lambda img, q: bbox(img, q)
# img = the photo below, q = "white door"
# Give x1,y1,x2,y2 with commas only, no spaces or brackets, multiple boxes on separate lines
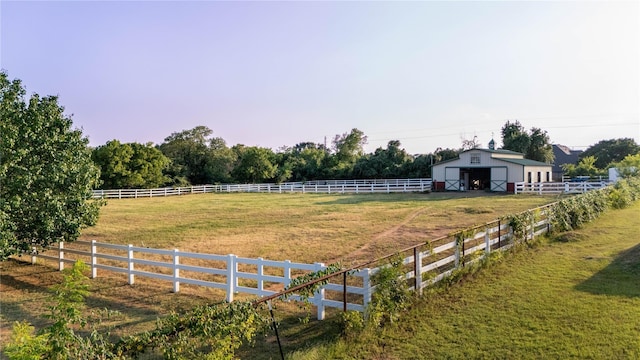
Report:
445,167,460,191
490,167,507,192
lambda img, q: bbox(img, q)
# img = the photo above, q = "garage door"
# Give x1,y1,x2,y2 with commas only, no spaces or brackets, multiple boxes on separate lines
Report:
490,167,507,192
445,167,460,191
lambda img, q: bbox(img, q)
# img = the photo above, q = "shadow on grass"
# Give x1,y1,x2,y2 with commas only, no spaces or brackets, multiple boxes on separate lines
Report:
237,311,343,360
575,243,640,298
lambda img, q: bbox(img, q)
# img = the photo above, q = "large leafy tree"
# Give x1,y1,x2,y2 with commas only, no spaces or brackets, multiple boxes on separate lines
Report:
92,140,170,189
353,140,412,178
501,120,554,163
331,128,367,178
0,72,102,259
158,126,235,185
526,127,554,163
231,145,277,183
579,138,640,169
277,142,330,182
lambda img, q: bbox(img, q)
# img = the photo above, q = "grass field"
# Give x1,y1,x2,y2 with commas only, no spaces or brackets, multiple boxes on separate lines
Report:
283,201,640,359
80,192,556,265
0,192,557,349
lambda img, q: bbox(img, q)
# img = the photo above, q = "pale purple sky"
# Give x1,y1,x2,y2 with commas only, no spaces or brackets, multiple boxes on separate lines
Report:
1,1,638,154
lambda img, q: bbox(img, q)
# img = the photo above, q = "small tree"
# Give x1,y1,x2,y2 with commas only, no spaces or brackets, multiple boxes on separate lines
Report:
0,72,102,259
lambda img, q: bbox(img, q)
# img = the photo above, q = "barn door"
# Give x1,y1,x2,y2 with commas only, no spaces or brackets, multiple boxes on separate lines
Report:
490,167,507,192
445,167,460,191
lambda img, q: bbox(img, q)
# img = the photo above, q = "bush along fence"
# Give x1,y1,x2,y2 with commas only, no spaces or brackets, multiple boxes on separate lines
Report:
12,176,640,359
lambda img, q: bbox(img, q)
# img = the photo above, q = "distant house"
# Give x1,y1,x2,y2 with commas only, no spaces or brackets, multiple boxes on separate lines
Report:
431,148,553,193
552,144,583,181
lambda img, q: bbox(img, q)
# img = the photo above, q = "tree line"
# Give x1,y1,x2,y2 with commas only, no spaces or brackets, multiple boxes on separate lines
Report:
91,126,464,189
92,120,640,189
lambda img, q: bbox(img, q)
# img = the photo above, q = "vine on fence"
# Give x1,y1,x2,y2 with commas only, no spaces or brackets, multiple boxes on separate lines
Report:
367,255,411,327
280,263,342,323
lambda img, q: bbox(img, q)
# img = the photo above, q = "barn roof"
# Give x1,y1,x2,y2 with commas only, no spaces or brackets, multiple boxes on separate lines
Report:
432,148,552,167
497,158,552,167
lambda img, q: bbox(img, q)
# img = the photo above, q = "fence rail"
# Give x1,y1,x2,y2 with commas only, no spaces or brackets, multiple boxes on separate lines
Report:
514,181,609,195
31,202,554,320
91,179,433,199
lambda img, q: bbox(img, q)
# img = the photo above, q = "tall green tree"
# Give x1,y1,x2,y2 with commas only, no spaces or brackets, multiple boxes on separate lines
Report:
92,140,170,189
501,120,554,163
331,128,367,178
353,140,412,178
231,145,277,183
158,126,235,185
501,120,531,154
580,138,640,169
0,72,102,259
526,127,554,163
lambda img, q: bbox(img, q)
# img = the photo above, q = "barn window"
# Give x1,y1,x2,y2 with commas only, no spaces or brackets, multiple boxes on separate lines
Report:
470,154,480,164
528,172,532,183
537,172,541,182
546,172,550,182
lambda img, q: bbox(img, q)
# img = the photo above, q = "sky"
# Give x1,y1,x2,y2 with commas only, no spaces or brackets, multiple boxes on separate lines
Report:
1,1,638,155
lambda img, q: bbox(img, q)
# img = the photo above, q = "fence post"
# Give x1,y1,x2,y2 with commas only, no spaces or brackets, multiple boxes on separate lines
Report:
118,189,122,199
414,247,423,295
362,268,371,310
284,260,292,288
58,242,64,271
314,262,326,320
530,215,535,240
31,247,37,265
226,254,236,302
91,240,97,278
257,257,264,296
128,244,135,285
343,271,348,312
173,249,180,293
485,228,491,255
454,239,460,268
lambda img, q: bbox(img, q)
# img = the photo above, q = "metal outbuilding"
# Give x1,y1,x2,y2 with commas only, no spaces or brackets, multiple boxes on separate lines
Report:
431,148,553,193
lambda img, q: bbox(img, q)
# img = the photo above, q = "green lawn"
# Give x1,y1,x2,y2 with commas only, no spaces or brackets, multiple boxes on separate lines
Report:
281,202,640,359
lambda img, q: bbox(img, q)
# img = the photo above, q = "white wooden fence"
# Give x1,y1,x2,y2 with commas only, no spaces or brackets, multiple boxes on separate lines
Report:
91,185,218,199
91,179,433,199
514,181,609,195
31,204,552,320
32,241,371,320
